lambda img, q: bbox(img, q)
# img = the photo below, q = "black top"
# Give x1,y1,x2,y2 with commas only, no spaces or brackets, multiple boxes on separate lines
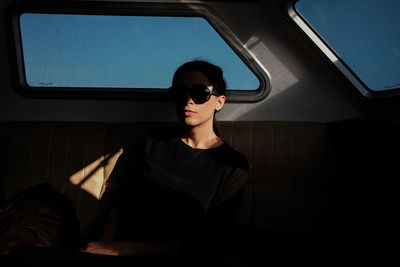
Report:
114,134,249,249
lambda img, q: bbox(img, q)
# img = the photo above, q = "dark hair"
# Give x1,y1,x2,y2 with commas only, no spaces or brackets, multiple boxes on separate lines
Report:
172,60,226,96
171,60,226,136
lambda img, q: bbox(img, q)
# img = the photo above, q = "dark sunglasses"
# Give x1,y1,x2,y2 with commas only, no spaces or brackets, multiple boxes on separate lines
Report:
168,84,218,105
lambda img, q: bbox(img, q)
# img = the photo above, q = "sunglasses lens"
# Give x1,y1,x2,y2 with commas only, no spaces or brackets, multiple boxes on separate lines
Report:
169,84,212,104
169,87,185,103
190,85,210,104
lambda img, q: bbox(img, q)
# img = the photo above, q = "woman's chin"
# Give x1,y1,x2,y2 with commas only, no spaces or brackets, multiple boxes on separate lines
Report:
183,117,198,127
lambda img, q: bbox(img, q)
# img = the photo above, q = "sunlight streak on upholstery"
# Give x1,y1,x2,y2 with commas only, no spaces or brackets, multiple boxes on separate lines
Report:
101,148,124,198
69,148,124,200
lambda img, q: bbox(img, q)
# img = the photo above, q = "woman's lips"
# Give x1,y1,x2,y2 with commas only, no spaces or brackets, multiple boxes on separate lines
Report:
184,110,197,117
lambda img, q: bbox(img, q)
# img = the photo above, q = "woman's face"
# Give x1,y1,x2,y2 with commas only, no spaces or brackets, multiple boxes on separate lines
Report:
174,70,226,129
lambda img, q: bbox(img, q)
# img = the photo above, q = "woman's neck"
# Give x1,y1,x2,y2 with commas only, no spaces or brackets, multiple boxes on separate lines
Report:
181,124,223,149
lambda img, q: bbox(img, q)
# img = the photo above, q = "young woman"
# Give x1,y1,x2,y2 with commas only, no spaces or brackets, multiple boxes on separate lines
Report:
81,60,249,264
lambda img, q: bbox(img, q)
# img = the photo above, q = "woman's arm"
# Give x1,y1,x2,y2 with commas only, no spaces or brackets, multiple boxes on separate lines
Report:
81,206,180,257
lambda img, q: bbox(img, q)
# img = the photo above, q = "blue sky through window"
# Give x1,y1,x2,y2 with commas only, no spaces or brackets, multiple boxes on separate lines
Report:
295,0,400,92
19,13,260,91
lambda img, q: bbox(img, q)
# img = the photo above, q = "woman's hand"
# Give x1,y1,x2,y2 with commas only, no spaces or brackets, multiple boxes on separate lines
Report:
80,240,180,258
80,242,120,256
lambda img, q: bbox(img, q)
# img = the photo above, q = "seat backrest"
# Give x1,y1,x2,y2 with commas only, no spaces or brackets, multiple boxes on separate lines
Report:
0,121,335,241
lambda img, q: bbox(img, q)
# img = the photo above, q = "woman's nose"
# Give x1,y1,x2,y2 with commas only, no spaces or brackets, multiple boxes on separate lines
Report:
184,95,195,105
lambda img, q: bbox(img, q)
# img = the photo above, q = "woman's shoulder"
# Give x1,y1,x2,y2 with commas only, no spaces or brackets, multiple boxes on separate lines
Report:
217,141,249,170
208,141,249,206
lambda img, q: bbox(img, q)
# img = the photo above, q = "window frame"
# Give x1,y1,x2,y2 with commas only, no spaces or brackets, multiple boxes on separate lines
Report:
287,0,400,101
5,0,270,103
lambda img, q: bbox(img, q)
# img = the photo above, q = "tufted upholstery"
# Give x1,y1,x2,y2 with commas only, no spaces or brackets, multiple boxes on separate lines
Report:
0,121,335,243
